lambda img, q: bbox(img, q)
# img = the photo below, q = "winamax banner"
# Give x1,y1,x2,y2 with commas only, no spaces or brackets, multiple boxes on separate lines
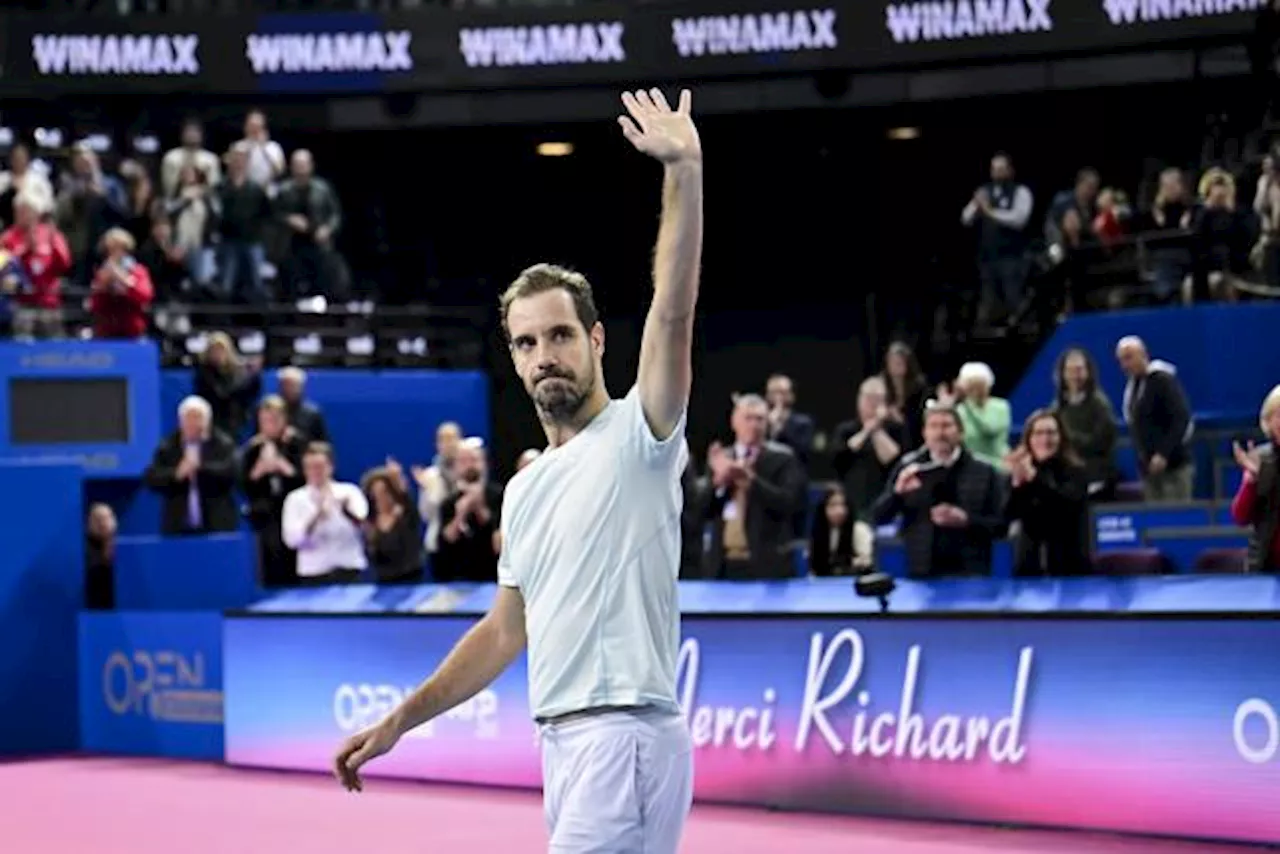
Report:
225,615,1280,845
0,0,1260,96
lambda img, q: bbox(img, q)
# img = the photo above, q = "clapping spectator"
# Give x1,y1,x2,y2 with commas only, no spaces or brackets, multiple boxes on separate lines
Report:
808,487,858,576
282,442,369,585
764,373,815,465
831,376,906,527
241,395,306,588
121,164,158,249
214,142,273,303
1229,384,1280,572
1049,347,1118,497
362,466,423,584
136,217,191,302
946,361,1011,469
240,110,286,190
277,366,329,442
880,341,929,449
1092,187,1130,248
433,439,503,583
413,421,462,557
0,192,71,339
1005,410,1091,577
194,331,262,437
143,395,239,535
164,164,215,287
1043,207,1096,318
55,145,126,286
1117,335,1194,501
89,228,154,340
0,143,53,226
1190,171,1255,302
276,150,342,299
961,152,1034,324
161,120,220,200
1146,167,1194,302
1045,168,1100,246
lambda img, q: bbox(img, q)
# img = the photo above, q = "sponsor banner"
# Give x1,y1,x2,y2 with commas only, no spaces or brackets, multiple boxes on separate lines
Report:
0,0,1260,96
79,612,224,760
225,614,1280,844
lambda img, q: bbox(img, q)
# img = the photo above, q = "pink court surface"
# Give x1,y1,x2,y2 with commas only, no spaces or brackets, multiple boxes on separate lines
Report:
1,756,1259,853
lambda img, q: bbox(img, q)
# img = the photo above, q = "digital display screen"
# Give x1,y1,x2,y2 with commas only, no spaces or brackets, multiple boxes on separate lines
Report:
9,377,129,445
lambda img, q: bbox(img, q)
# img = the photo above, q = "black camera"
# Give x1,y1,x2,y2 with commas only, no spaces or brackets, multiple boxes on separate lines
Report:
853,571,896,613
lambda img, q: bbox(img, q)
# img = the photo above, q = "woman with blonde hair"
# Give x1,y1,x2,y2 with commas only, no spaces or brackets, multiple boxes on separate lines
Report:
194,331,262,437
89,227,153,339
1230,384,1280,571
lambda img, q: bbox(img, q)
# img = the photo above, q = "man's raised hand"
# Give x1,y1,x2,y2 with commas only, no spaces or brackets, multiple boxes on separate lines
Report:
618,88,702,165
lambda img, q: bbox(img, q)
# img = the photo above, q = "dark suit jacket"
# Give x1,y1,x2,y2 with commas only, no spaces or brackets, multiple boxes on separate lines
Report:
1124,368,1192,472
285,399,329,443
239,430,307,528
772,411,816,465
693,441,807,580
871,448,1008,578
143,429,241,535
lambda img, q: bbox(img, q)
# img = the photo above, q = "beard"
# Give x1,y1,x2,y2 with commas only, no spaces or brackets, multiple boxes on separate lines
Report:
530,363,594,425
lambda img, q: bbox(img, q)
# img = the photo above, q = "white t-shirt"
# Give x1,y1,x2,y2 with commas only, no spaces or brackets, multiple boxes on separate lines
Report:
499,385,689,720
281,482,369,578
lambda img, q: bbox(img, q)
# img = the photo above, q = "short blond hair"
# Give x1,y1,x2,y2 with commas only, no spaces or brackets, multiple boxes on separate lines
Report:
99,227,135,255
1261,384,1280,433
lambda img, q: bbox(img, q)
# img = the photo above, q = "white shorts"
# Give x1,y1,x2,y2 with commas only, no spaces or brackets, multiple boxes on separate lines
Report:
538,707,693,853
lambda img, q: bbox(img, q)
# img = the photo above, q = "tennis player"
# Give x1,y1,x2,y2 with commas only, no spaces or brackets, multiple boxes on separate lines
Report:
334,86,703,853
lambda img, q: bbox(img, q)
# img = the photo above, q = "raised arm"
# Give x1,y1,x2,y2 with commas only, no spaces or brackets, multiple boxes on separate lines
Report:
619,88,704,441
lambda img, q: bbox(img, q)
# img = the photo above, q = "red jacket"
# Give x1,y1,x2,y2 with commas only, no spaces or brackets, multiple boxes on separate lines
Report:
90,257,154,339
1231,473,1280,569
0,223,72,309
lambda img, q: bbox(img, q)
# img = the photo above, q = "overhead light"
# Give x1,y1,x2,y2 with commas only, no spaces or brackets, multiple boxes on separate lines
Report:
537,141,573,157
887,127,920,141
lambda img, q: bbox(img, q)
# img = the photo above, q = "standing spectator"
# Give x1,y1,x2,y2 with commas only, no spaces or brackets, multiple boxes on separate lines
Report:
1116,336,1194,502
143,395,240,535
136,217,191,303
0,193,72,339
1004,410,1091,577
85,503,117,611
831,376,906,533
277,366,329,442
871,403,1008,579
241,395,306,588
1045,168,1100,245
240,110,287,190
89,228,154,340
1049,347,1118,497
946,361,1011,469
161,120,221,199
1253,153,1280,287
164,164,215,288
214,142,273,303
433,439,504,583
361,466,423,584
880,341,929,449
275,150,342,299
808,486,856,576
764,373,815,465
55,145,126,286
1190,172,1255,303
120,163,158,249
693,394,807,580
1146,168,1195,302
961,152,1034,324
1231,384,1280,572
1042,207,1096,319
0,144,54,226
412,421,462,558
193,332,262,437
282,442,369,585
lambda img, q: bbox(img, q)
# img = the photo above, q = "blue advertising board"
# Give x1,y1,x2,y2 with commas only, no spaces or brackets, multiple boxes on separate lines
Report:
78,611,224,760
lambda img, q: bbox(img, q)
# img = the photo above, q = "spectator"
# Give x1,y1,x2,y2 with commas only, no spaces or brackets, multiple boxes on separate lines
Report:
808,486,857,576
164,163,215,288
871,402,1008,579
194,332,262,437
161,119,221,200
880,341,929,449
89,228,154,340
764,373,815,465
55,145,126,285
136,218,190,303
1049,347,1118,497
831,376,906,529
0,192,72,339
214,142,273,303
1092,187,1130,248
0,143,54,226
433,439,503,583
1042,207,1096,319
1146,168,1194,302
1190,171,1255,303
1004,410,1091,577
282,442,369,585
693,394,807,580
947,361,1011,469
277,366,329,442
1230,384,1280,571
1253,154,1280,287
361,466,423,584
240,109,287,190
241,395,306,588
85,503,117,611
276,149,342,299
1045,167,1100,245
961,152,1034,324
1116,335,1194,502
412,421,462,557
515,448,541,472
121,164,158,249
143,395,239,535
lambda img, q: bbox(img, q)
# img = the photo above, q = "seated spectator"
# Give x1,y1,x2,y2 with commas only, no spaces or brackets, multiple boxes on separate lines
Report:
692,394,807,580
161,119,221,200
276,149,342,299
1189,172,1256,303
832,376,906,525
434,438,503,583
241,395,306,588
1004,410,1091,577
945,361,1011,469
361,466,423,584
194,332,262,438
0,192,71,339
1117,336,1193,502
277,366,330,442
412,421,462,559
765,373,815,465
282,442,368,585
809,486,856,576
1045,167,1099,245
880,341,929,449
1230,384,1280,572
85,503,117,611
214,142,273,304
871,402,1007,579
0,143,54,226
1049,347,1118,497
1145,167,1194,302
1092,187,1130,248
143,395,239,535
89,228,154,340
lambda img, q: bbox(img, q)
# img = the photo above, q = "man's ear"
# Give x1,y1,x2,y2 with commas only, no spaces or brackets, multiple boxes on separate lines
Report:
591,321,605,357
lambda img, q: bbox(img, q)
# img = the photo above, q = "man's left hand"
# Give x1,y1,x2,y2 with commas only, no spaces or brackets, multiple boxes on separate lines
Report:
930,504,969,528
618,88,701,165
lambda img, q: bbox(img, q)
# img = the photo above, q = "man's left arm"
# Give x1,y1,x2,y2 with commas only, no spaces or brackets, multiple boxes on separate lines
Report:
620,88,704,441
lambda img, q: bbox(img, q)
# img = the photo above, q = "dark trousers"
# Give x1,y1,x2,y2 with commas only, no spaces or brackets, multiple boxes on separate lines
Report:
298,568,362,586
255,519,297,588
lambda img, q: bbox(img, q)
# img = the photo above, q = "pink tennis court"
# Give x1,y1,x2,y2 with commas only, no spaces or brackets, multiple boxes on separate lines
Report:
1,757,1252,853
